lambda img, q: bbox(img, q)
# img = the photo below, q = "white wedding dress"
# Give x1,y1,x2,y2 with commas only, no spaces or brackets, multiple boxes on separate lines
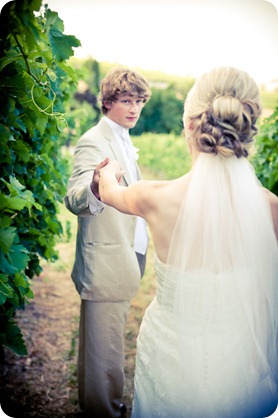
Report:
131,154,278,418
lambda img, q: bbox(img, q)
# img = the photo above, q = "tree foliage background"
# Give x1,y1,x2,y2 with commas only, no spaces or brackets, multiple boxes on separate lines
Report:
0,0,80,355
252,107,278,195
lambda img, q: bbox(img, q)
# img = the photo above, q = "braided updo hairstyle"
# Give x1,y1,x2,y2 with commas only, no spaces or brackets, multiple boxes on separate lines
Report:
183,67,262,158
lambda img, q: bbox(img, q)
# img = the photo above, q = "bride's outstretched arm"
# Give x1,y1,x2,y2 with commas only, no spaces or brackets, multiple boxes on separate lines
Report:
98,159,146,216
98,159,172,225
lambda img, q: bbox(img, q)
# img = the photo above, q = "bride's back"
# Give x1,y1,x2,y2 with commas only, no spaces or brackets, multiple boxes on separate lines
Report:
144,173,192,263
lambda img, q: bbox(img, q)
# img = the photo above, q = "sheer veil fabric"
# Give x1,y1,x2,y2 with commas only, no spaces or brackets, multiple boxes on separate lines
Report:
132,153,278,418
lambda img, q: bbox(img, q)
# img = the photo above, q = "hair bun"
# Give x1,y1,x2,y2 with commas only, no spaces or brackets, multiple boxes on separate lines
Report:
196,94,260,158
183,67,262,159
212,95,241,123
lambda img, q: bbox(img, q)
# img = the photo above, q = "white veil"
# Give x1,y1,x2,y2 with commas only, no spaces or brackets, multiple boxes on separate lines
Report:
161,153,278,417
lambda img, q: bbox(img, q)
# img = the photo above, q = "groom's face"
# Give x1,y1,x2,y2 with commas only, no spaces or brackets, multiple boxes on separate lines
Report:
105,94,145,129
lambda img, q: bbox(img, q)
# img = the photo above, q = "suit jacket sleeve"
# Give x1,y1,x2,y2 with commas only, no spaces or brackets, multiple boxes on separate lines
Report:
64,127,105,216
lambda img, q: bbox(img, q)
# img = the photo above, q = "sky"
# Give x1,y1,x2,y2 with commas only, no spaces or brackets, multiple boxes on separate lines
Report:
0,0,277,86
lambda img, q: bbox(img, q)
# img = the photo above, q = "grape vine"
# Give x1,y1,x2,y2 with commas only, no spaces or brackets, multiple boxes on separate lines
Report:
0,0,80,355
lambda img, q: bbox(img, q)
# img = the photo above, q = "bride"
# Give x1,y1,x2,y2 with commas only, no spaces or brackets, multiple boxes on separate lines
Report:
98,67,278,418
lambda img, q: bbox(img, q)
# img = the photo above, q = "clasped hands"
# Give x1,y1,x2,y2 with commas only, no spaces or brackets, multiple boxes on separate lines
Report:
90,158,125,199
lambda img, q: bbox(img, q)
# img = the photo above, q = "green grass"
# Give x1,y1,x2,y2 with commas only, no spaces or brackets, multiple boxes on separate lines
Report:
133,132,192,180
260,90,278,111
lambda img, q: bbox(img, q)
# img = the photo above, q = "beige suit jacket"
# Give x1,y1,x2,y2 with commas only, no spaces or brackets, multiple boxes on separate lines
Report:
65,118,143,301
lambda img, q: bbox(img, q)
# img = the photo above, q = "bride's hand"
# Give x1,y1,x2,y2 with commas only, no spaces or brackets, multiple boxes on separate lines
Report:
100,160,125,183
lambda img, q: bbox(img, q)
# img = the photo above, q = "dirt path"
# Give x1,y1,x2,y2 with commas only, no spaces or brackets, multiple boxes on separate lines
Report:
0,218,156,418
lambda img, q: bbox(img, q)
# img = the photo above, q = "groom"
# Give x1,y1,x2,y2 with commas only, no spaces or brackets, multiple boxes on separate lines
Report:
65,67,151,417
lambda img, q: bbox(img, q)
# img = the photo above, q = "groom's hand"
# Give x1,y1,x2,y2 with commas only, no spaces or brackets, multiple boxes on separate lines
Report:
90,157,110,199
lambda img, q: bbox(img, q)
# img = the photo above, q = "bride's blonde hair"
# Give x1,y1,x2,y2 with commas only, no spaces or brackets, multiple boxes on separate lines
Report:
183,67,262,158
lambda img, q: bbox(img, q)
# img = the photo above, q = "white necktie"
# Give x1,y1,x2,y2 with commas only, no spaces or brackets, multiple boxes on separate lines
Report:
122,130,139,162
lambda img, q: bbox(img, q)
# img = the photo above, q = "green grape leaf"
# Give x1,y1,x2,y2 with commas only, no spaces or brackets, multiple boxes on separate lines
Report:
49,28,81,62
0,227,17,254
12,140,30,163
8,243,30,271
0,52,23,72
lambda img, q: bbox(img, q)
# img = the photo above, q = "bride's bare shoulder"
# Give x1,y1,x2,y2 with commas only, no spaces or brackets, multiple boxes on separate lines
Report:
134,173,191,213
263,188,278,239
137,172,191,192
263,188,278,206
138,173,189,189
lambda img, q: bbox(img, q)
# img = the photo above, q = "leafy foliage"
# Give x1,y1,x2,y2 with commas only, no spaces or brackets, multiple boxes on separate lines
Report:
132,87,185,136
64,58,101,145
127,74,195,136
253,107,278,195
0,0,80,354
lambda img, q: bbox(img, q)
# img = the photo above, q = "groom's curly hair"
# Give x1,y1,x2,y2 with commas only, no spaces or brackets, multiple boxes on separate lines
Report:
99,67,151,114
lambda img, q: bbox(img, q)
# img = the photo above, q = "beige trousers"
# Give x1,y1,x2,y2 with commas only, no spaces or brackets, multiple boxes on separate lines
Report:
78,299,131,418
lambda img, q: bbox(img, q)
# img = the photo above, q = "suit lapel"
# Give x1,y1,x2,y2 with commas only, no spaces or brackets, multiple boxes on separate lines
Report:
135,161,142,181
